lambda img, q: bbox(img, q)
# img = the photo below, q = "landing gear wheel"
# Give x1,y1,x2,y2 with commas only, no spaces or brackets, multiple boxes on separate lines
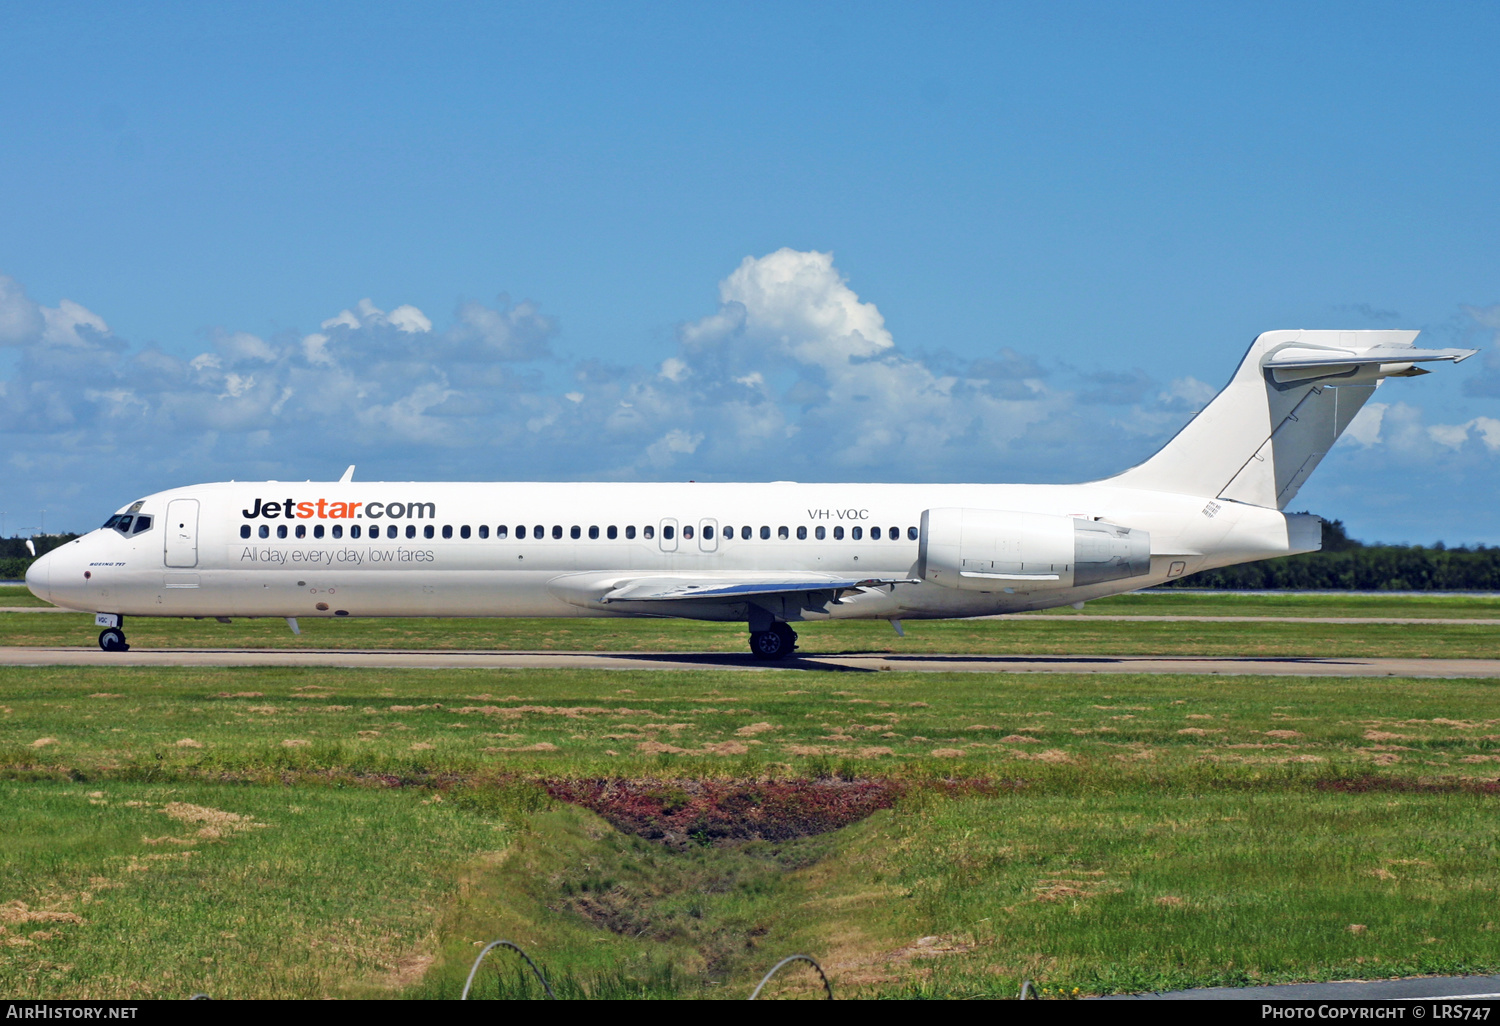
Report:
749,622,797,660
98,628,129,653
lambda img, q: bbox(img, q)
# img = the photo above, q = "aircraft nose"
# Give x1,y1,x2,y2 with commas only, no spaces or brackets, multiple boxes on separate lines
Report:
25,549,52,604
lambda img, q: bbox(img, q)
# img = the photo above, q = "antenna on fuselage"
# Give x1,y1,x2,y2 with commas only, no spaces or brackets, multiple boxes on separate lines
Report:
339,465,355,483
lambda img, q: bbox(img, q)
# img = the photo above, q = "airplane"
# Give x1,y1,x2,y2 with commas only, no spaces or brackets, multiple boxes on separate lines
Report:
24,329,1476,659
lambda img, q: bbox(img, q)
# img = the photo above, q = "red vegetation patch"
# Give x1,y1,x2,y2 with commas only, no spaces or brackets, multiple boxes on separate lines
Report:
544,778,902,845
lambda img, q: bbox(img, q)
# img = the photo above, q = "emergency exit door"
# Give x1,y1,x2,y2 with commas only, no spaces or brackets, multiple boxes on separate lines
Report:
164,499,199,568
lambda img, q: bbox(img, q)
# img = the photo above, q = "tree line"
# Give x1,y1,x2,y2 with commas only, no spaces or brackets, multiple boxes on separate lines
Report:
0,534,79,581
1157,519,1500,591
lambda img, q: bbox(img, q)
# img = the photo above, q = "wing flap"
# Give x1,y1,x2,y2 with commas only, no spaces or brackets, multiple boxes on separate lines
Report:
601,575,918,603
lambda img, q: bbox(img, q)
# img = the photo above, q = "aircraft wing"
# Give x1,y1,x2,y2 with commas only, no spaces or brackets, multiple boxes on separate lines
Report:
545,570,919,610
599,574,919,603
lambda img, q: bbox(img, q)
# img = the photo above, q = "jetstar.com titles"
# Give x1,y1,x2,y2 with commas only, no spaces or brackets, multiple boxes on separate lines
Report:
241,498,436,520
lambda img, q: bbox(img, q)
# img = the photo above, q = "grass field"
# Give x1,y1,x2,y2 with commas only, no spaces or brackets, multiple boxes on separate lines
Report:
3,664,1500,998
4,590,1500,659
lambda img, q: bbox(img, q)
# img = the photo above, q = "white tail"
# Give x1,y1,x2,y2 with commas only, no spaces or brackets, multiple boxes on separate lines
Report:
1107,330,1476,509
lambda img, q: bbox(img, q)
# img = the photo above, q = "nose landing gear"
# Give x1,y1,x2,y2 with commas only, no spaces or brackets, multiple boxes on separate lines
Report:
749,622,797,660
98,627,129,652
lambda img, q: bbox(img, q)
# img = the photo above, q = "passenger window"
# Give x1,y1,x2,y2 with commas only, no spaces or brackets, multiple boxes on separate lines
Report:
797,526,807,540
570,526,581,539
133,516,153,534
778,526,789,540
496,525,508,539
425,525,435,539
607,525,617,539
682,525,693,540
816,526,825,540
908,526,918,540
351,525,361,539
461,525,471,539
406,525,416,539
663,525,675,541
479,525,489,539
314,524,325,539
332,525,343,539
259,525,269,539
552,525,563,540
442,525,453,539
589,526,599,539
704,525,714,540
833,526,843,540
890,526,899,540
644,525,654,540
871,526,882,540
742,526,751,540
722,526,732,540
296,524,306,539
626,525,636,539
536,525,545,539
852,526,862,540
240,525,251,539
389,525,400,539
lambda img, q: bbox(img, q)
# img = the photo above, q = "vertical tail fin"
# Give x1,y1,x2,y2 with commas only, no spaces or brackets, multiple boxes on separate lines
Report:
1106,330,1476,509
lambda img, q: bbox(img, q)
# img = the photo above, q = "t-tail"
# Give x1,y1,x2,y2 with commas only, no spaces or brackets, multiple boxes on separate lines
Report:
1106,330,1476,508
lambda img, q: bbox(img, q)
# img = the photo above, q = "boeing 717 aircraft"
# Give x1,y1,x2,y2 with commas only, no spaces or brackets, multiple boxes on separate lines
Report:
25,330,1475,658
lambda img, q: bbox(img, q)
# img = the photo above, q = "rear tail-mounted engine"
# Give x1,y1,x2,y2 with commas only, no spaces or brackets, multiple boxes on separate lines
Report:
918,508,1151,591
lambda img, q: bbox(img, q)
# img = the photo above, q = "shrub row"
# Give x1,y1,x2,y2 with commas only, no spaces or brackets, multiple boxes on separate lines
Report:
1164,546,1500,591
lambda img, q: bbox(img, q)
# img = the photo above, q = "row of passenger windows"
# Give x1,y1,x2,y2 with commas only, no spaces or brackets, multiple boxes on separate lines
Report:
240,522,922,542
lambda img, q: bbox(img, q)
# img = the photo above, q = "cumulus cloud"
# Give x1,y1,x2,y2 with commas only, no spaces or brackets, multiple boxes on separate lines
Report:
6,252,1495,535
0,274,45,345
1340,399,1500,457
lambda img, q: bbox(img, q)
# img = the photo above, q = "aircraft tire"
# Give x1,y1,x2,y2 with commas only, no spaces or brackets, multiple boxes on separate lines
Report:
749,623,797,660
98,628,129,653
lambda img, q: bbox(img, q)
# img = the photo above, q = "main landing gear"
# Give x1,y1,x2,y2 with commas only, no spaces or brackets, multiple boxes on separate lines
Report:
749,622,797,661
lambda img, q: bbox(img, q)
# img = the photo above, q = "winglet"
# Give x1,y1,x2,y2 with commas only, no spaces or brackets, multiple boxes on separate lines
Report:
339,465,355,483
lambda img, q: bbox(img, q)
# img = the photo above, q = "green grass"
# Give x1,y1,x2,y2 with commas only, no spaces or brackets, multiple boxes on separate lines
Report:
4,665,1500,780
4,605,1499,658
783,787,1500,997
0,780,509,999
0,585,54,608
4,665,1500,997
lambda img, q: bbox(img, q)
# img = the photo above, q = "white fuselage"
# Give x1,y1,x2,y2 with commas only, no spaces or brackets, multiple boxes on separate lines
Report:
28,479,1310,624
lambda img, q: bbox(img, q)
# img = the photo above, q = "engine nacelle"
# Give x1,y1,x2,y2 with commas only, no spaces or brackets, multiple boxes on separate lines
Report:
918,508,1151,592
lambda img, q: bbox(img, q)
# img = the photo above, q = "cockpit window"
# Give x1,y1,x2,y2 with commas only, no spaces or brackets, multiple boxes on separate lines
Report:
103,512,153,536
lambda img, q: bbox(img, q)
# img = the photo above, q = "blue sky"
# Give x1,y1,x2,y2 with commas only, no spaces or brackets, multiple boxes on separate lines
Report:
2,1,1497,543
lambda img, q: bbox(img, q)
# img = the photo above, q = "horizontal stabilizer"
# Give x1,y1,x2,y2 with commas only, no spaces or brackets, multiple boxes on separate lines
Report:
1265,343,1474,370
